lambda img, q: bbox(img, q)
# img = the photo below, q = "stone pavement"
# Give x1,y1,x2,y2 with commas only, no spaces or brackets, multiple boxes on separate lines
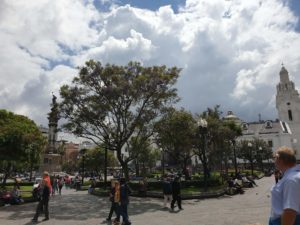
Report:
0,176,274,225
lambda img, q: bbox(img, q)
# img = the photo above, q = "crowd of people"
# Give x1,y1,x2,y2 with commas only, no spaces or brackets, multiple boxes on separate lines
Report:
226,171,258,195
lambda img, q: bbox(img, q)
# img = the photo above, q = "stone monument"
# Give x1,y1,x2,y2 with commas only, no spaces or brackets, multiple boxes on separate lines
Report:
40,94,62,173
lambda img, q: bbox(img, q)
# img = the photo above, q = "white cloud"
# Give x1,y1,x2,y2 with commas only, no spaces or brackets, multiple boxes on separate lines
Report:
1,0,300,126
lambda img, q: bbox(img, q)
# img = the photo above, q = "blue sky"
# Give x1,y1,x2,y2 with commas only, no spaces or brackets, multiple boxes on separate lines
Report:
289,0,300,31
114,0,186,12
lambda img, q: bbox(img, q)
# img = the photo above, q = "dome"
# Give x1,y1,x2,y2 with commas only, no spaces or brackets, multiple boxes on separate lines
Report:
224,111,238,119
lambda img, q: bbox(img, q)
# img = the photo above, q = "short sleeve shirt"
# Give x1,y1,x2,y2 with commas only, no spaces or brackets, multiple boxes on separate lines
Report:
270,165,300,219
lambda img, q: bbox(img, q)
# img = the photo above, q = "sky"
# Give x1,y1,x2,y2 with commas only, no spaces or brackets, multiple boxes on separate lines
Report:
1,0,300,127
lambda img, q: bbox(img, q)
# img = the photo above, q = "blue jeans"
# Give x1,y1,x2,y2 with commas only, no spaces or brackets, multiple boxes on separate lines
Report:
120,203,130,224
269,215,300,225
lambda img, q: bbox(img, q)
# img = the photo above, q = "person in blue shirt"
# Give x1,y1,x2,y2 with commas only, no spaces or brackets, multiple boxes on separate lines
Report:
248,146,300,225
268,147,300,225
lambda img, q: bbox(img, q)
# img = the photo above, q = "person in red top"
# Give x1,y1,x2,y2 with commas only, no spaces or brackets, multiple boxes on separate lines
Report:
43,171,52,194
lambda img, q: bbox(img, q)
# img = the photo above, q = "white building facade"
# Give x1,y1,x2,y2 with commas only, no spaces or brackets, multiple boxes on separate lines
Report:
235,66,300,158
276,66,300,159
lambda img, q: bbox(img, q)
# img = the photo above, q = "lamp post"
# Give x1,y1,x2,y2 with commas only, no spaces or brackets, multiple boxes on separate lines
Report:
232,140,238,177
248,142,254,176
197,118,208,191
79,148,87,185
258,146,263,172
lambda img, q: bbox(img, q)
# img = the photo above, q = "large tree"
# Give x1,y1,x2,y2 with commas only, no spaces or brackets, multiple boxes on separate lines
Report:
59,60,180,179
0,110,46,184
155,108,196,180
194,106,242,181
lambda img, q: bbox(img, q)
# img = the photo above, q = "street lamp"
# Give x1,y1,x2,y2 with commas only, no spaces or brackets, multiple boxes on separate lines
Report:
197,118,208,191
248,142,254,176
258,146,263,172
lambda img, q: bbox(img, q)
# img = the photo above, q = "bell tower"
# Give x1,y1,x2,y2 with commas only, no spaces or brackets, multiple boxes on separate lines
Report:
276,65,300,159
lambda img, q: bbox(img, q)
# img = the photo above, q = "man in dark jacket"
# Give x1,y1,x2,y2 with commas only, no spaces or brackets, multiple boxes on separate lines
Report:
171,177,182,210
32,179,50,222
119,178,132,225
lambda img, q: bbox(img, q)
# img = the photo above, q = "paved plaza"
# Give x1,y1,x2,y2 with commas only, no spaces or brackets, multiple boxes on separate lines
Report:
0,176,274,225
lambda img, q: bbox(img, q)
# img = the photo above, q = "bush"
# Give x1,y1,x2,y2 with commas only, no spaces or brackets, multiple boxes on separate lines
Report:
2,182,34,187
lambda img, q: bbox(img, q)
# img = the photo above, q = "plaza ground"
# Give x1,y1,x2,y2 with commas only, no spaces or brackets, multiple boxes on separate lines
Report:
0,176,274,225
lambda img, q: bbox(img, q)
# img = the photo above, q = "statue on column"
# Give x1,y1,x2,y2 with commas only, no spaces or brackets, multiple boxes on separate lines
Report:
47,94,60,154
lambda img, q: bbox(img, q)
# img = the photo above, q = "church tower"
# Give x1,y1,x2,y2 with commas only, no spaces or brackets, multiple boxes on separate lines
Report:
276,65,300,159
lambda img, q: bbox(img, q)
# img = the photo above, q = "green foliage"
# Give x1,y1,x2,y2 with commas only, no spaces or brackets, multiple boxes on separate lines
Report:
195,106,242,172
237,138,273,164
81,146,117,175
59,61,180,179
0,110,46,183
155,108,196,177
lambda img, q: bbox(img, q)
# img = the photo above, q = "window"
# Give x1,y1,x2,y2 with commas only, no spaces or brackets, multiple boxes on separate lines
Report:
265,121,272,129
288,110,293,121
44,158,48,164
242,123,248,130
268,140,273,147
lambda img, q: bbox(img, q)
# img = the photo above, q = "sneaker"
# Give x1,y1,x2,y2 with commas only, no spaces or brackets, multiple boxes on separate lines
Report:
42,218,49,221
31,219,38,223
106,218,111,221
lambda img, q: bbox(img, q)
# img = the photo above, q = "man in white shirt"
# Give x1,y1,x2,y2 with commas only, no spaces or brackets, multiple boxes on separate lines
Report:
248,146,300,225
269,147,300,225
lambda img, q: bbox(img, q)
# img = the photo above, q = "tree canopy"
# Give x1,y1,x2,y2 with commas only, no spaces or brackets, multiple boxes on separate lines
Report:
59,60,180,179
155,108,196,179
0,109,46,183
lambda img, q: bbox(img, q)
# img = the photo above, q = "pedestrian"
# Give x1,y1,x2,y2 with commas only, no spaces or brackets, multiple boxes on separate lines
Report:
10,185,23,204
274,169,281,184
52,177,58,196
171,176,182,210
106,180,120,222
162,177,172,208
58,177,64,195
43,171,52,194
247,146,300,225
32,179,50,223
118,178,132,225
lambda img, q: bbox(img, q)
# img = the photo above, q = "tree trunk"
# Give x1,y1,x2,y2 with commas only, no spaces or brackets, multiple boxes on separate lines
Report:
116,150,129,180
29,161,33,182
135,160,140,177
2,162,11,185
183,159,190,180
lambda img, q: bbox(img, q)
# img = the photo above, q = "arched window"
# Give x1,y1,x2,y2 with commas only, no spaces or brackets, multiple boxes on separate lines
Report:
288,110,293,121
